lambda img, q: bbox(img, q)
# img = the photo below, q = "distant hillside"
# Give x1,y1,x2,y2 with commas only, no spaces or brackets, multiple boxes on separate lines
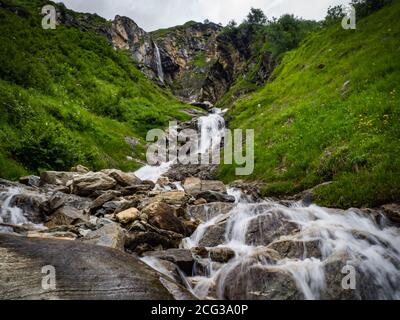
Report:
218,0,400,208
0,0,189,180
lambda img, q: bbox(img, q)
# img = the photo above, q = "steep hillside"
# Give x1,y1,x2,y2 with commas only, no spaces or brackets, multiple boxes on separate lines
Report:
218,1,400,208
0,0,189,180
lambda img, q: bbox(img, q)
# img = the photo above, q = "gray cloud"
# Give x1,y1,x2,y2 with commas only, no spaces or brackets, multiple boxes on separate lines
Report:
61,0,350,31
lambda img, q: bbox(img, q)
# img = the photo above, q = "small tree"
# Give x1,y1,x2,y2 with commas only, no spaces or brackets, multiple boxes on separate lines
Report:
246,8,267,25
227,19,237,28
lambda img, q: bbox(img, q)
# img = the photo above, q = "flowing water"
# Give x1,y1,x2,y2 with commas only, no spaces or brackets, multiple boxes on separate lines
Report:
154,43,164,83
135,108,400,300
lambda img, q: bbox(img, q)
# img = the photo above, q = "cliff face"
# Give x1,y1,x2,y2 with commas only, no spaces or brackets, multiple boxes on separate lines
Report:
105,17,274,103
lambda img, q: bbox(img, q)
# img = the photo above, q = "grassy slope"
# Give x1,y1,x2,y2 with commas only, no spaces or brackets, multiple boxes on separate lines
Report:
218,1,400,208
0,0,189,180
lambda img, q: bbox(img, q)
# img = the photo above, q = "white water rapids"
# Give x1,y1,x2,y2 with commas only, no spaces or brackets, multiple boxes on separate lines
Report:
135,108,400,300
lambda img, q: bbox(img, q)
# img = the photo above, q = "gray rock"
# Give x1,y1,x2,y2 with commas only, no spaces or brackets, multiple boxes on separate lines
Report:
209,247,235,263
268,238,323,260
219,263,303,300
40,171,78,186
142,201,185,234
245,212,299,246
19,176,41,188
196,191,235,203
183,177,227,195
188,202,235,222
72,172,117,196
0,234,192,300
45,206,88,229
82,223,125,251
143,249,194,275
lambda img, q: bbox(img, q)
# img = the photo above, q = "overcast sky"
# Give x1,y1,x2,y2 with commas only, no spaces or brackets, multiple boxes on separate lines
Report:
61,0,350,31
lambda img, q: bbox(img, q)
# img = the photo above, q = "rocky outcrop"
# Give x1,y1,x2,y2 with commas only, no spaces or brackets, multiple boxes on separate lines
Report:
0,234,193,300
101,16,274,103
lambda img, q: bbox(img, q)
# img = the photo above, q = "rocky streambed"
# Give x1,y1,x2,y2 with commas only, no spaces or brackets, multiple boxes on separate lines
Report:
0,110,399,300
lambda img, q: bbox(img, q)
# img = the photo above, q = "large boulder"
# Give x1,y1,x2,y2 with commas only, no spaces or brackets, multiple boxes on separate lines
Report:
40,171,78,186
154,191,190,207
245,212,299,246
19,176,41,188
143,249,195,275
267,238,323,260
183,177,227,196
101,169,142,187
188,202,235,222
142,202,185,234
81,223,125,251
115,208,140,225
209,247,235,263
72,172,117,196
218,256,303,300
0,234,193,300
198,222,228,247
45,206,88,229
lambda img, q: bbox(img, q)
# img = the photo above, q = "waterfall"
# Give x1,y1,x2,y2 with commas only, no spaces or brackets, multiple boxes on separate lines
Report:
197,108,225,154
181,197,400,300
154,43,164,83
0,188,28,232
134,106,400,300
134,108,225,183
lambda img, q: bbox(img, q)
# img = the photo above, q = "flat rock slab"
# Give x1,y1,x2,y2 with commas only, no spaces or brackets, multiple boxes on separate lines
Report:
0,234,193,300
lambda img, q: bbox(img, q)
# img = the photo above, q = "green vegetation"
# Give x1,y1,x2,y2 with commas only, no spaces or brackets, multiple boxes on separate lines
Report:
0,0,189,180
218,0,400,208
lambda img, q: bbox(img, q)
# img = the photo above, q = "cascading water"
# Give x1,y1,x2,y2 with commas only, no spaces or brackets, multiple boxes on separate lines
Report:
181,197,400,300
134,108,225,183
0,187,29,232
154,43,164,83
134,106,399,300
197,109,225,154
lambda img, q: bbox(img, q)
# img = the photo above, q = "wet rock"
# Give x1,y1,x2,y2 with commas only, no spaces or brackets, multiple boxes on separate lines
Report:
116,207,140,225
40,171,78,186
381,203,400,224
245,212,299,246
143,249,195,275
183,177,227,195
19,176,41,188
0,234,189,300
142,202,185,234
188,202,235,222
154,191,190,207
45,206,88,229
219,263,303,300
321,252,372,300
101,169,142,187
72,172,117,196
268,239,323,260
198,222,227,247
196,191,235,203
209,247,235,263
82,223,125,251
